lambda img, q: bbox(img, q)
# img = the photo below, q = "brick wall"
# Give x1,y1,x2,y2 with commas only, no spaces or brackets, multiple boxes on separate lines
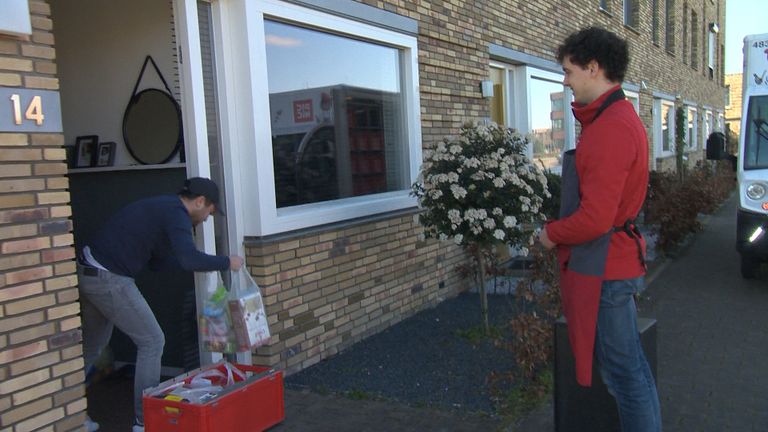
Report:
0,1,88,431
247,212,467,373
725,73,742,136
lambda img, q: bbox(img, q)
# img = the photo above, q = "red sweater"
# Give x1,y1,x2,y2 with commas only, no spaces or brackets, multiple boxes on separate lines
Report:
547,85,649,280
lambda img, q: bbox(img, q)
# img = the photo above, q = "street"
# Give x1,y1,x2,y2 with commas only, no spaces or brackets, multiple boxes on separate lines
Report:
639,192,768,431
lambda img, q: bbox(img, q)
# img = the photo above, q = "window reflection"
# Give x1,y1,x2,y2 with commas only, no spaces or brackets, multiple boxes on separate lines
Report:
531,78,565,174
661,103,672,152
687,108,697,149
265,20,406,207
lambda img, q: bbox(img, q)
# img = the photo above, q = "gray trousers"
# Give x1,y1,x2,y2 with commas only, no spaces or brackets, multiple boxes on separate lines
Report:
77,265,164,424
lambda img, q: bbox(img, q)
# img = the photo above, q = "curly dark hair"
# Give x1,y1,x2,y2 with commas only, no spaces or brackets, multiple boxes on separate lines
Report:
556,27,629,83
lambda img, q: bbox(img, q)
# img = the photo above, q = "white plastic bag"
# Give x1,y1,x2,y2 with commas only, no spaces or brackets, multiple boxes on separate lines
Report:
228,271,271,351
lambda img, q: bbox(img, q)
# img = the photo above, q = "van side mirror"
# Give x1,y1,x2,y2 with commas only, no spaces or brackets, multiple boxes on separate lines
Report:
706,131,726,160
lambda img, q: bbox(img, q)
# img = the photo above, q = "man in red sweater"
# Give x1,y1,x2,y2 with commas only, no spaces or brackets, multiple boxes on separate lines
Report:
539,27,661,431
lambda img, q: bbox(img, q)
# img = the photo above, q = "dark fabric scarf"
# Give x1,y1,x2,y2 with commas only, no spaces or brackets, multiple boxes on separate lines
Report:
557,88,625,387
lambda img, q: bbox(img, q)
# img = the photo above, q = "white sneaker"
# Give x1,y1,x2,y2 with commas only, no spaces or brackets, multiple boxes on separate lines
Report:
132,424,144,432
84,416,99,432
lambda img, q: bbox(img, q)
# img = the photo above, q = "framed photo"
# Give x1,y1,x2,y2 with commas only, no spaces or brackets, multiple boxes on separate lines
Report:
75,135,99,168
96,142,116,167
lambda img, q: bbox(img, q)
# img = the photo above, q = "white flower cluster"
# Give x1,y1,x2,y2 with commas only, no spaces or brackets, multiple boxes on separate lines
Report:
412,122,552,250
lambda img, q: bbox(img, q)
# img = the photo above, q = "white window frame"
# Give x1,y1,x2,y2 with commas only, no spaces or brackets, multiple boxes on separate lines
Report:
624,88,640,114
686,105,698,150
653,97,676,158
217,0,422,236
702,108,713,145
716,111,725,131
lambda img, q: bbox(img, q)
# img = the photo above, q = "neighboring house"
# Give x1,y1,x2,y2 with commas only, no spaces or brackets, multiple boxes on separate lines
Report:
0,0,726,429
725,72,743,138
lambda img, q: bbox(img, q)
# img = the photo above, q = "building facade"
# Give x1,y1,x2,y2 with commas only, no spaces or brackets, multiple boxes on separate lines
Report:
0,0,726,429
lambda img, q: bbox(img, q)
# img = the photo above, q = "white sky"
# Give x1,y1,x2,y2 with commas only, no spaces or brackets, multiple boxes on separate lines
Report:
725,0,765,74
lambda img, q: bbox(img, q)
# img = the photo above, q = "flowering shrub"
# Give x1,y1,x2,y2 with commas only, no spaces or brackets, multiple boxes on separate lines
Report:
412,122,551,253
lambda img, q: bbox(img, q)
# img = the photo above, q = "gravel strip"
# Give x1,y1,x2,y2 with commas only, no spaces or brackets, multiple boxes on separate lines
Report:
286,292,522,413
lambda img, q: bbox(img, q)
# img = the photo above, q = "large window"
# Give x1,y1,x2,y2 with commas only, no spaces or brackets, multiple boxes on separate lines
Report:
703,109,714,145
665,0,676,53
230,0,422,235
655,98,675,157
708,29,716,78
265,20,408,208
682,4,688,64
686,106,698,150
624,0,638,28
489,63,575,176
651,0,660,45
690,10,699,69
531,77,567,173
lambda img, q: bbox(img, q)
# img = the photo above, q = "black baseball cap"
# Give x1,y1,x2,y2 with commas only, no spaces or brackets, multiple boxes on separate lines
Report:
180,177,225,215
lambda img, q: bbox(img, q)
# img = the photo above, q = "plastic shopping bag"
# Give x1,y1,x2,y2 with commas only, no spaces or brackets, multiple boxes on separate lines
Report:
228,270,271,351
199,274,237,353
147,361,248,404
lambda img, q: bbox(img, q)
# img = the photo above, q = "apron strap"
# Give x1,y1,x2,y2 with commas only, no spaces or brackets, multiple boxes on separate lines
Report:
592,88,626,123
614,218,646,270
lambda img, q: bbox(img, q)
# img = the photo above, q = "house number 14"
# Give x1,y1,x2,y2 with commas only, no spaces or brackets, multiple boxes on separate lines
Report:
9,94,44,126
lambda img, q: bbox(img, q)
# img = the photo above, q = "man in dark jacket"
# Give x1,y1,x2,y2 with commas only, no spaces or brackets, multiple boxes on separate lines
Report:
539,28,661,431
77,177,243,432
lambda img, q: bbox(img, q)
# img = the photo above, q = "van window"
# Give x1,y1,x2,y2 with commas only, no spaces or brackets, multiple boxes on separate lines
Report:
744,95,768,170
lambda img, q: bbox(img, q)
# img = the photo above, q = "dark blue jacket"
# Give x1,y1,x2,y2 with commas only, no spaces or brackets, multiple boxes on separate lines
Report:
89,195,229,278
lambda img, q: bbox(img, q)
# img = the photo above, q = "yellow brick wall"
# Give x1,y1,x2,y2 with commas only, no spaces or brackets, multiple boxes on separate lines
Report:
247,213,467,373
725,73,742,136
0,1,87,431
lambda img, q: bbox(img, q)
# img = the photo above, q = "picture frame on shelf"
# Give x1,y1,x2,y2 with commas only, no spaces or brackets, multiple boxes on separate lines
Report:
95,141,116,167
75,135,99,167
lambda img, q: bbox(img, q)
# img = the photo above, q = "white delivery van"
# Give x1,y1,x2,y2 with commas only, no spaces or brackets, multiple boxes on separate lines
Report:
736,33,768,278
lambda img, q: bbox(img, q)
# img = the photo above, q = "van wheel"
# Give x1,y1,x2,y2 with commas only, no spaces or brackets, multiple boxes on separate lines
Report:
740,254,758,279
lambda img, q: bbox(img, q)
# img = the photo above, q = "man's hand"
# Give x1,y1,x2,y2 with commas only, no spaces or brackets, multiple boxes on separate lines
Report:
229,255,244,271
538,227,556,250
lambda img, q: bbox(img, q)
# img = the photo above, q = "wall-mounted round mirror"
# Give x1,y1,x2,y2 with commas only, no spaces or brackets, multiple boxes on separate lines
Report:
122,88,183,165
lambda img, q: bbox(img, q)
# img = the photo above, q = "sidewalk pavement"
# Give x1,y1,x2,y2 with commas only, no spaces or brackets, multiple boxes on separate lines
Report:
271,389,502,432
89,193,768,432
516,192,768,431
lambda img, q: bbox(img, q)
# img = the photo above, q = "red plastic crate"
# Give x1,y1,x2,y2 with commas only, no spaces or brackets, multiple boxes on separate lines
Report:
143,363,284,432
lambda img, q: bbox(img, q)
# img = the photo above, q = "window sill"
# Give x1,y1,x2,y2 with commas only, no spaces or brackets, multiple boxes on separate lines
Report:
624,24,641,35
248,189,420,237
245,204,419,245
68,163,186,174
